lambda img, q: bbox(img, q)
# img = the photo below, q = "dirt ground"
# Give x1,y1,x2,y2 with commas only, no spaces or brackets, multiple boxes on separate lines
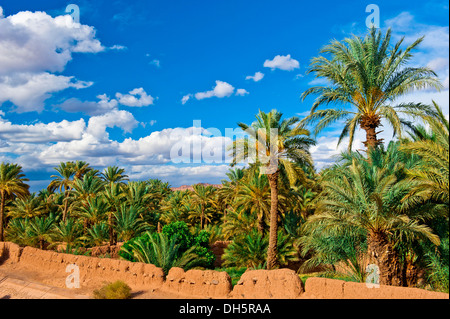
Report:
0,262,195,299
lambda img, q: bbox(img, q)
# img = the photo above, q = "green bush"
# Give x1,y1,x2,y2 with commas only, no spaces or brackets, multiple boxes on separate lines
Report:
93,281,132,299
119,221,215,270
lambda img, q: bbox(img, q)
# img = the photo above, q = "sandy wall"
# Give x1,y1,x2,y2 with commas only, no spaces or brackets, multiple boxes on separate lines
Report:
1,242,448,299
302,277,449,299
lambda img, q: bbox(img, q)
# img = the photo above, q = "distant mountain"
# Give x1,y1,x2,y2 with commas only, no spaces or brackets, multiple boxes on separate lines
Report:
171,183,222,191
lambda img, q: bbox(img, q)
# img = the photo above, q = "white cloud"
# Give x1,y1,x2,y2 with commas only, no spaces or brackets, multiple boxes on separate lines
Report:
115,87,154,107
0,116,86,143
246,71,264,82
0,72,93,113
87,109,138,139
235,88,249,96
0,8,104,112
263,54,300,71
181,94,192,105
0,9,104,75
194,80,235,100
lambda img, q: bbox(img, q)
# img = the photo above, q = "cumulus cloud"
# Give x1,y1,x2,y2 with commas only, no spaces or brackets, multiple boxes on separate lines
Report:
245,71,264,82
0,7,104,112
0,72,93,113
115,87,155,107
195,80,235,100
235,88,249,96
263,54,300,71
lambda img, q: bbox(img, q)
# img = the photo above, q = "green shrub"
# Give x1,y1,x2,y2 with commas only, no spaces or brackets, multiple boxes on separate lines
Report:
222,230,298,268
93,281,132,299
119,221,215,270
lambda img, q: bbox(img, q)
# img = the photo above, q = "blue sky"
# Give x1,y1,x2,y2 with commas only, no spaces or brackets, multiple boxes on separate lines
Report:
0,0,448,191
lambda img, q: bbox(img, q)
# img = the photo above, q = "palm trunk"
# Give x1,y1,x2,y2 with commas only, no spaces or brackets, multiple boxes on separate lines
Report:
0,190,5,242
266,170,279,270
62,189,70,222
108,212,114,245
367,231,401,286
257,214,265,235
360,114,383,150
200,207,205,229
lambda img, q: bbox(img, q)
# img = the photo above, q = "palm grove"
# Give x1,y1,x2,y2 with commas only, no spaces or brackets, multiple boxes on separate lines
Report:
0,28,448,292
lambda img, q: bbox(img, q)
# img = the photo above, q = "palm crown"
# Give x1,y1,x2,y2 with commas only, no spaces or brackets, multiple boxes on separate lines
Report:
301,27,442,150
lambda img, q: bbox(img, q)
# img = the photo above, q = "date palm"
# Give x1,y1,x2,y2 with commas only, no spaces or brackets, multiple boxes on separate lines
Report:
75,196,108,229
400,101,449,209
230,109,315,269
47,162,75,222
233,172,271,234
300,27,442,150
113,204,147,242
102,182,125,245
101,166,128,186
0,162,30,241
28,215,56,250
307,146,440,285
54,218,83,250
8,193,44,219
190,184,215,229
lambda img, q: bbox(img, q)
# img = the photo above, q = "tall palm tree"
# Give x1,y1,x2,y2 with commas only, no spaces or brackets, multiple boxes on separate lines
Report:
102,182,125,245
190,184,215,229
300,27,442,150
47,162,75,222
230,109,315,269
0,162,30,241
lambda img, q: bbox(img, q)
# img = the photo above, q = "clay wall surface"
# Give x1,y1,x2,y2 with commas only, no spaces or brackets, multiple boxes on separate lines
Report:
1,242,448,299
302,277,449,299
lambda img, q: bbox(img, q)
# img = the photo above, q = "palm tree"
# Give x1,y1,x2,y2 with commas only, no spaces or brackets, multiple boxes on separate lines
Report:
400,101,449,208
120,232,204,275
190,184,215,229
0,162,30,241
75,196,108,229
8,193,44,219
300,27,442,151
86,222,110,246
54,218,83,250
233,172,271,234
72,160,94,180
101,166,128,186
230,109,315,269
71,174,105,205
28,215,56,250
113,204,146,242
306,147,440,285
48,162,75,222
102,182,125,245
